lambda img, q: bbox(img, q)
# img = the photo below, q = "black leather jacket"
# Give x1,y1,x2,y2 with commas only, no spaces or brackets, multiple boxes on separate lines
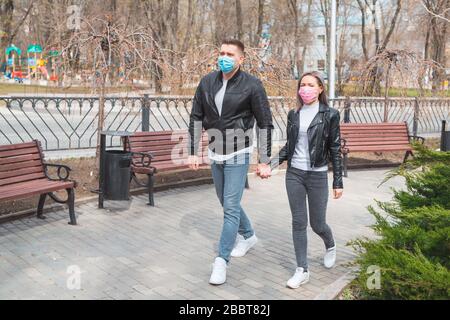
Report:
270,103,344,189
189,68,274,163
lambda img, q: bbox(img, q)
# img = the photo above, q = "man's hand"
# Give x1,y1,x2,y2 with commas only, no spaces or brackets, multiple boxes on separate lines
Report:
256,163,271,179
333,189,343,199
188,155,200,170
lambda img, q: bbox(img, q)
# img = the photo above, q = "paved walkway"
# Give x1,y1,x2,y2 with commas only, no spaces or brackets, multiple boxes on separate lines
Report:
0,169,404,300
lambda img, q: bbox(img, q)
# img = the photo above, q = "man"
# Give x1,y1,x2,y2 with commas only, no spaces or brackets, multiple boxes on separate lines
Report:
188,39,273,285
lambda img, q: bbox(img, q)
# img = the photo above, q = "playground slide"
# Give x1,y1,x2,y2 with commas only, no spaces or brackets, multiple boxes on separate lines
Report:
39,66,49,80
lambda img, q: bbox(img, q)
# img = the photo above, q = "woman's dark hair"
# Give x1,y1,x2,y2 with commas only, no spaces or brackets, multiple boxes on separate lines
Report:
297,71,329,108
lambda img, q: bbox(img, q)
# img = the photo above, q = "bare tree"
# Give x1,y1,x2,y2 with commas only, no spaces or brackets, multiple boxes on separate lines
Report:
356,0,403,95
60,14,158,157
252,0,265,47
422,0,450,90
235,0,243,40
0,0,35,65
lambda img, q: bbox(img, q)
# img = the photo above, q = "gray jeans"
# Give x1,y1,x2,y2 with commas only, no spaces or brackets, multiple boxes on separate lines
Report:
285,167,335,270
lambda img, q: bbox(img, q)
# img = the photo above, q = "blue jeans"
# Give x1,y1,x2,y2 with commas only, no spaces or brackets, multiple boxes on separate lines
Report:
211,153,254,263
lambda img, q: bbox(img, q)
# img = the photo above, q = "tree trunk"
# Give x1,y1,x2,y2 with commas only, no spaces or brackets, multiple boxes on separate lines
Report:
365,0,403,96
253,0,265,47
0,0,14,66
235,0,243,40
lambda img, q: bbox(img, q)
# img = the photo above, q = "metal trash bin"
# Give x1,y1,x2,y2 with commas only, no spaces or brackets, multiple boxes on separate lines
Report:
104,150,132,200
441,120,450,152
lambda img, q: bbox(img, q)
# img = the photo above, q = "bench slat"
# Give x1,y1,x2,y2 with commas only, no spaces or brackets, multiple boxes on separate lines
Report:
0,160,43,172
0,178,49,193
0,146,40,159
346,146,411,152
130,137,209,148
341,136,408,141
131,143,207,153
340,122,406,127
0,166,44,180
131,130,189,137
129,139,208,151
0,153,42,166
0,180,74,201
341,129,407,133
0,172,46,187
341,125,408,129
0,141,38,152
341,133,408,138
346,142,410,148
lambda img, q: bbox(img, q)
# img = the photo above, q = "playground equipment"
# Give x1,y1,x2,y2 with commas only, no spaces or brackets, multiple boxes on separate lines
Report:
46,49,59,82
3,44,58,83
27,44,45,80
5,45,24,82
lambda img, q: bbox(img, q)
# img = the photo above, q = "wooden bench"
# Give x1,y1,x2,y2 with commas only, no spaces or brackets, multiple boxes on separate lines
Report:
0,140,77,225
340,122,424,177
123,130,209,206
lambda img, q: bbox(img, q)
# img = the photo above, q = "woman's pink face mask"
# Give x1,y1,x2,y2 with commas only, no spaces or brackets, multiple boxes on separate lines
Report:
298,86,320,105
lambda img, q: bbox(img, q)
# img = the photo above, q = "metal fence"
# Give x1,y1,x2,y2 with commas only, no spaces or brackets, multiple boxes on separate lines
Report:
0,95,449,151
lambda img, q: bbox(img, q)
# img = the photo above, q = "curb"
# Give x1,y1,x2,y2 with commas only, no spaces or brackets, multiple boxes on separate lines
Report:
313,268,358,300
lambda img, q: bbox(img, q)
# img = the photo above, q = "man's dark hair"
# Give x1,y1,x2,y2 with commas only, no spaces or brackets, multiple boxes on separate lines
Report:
221,39,245,54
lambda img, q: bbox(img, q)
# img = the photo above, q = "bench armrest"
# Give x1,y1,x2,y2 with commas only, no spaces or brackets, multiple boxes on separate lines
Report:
43,163,72,181
131,152,154,168
408,135,425,144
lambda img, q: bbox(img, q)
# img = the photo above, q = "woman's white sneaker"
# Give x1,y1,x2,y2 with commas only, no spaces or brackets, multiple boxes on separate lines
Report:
231,235,258,257
209,257,227,285
286,267,310,289
324,246,337,269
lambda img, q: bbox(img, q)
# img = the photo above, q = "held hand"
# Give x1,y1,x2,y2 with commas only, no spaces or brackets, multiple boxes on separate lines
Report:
256,163,272,179
188,155,200,171
333,189,343,199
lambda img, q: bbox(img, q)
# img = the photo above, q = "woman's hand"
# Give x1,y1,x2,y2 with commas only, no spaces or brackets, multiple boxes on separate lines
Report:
333,189,343,199
256,163,272,179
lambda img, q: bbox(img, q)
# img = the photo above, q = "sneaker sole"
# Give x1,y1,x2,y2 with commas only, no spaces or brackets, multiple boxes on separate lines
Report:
230,239,258,258
209,279,226,285
286,278,310,289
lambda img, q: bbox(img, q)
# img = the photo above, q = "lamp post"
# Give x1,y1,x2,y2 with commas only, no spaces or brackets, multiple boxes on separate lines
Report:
329,0,337,107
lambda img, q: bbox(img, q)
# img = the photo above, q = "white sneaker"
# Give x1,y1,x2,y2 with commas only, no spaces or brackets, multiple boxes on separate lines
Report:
324,245,337,269
231,235,258,257
209,257,227,285
233,234,244,248
287,267,310,289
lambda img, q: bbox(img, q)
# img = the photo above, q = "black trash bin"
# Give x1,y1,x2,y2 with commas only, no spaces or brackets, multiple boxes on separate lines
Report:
103,150,132,200
441,120,450,152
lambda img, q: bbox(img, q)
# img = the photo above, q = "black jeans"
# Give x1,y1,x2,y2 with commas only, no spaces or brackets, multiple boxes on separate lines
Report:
285,167,335,269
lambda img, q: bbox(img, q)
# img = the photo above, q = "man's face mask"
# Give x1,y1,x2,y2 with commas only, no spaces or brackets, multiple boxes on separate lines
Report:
218,56,236,74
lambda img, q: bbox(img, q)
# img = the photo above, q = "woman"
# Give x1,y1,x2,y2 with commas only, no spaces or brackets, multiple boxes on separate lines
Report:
268,71,344,289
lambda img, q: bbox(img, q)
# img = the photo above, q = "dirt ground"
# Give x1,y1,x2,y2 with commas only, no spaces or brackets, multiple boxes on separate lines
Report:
0,138,440,217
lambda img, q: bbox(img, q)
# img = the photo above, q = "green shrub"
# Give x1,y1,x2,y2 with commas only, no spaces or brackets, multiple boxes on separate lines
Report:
393,164,450,210
369,205,450,267
350,145,450,299
351,241,450,300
